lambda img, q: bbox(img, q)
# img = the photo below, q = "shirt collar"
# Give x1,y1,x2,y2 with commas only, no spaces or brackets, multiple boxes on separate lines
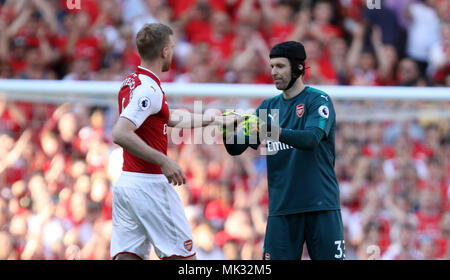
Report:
137,66,161,85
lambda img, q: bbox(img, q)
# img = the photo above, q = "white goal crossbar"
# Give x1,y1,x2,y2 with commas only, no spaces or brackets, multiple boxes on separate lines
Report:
1,80,449,107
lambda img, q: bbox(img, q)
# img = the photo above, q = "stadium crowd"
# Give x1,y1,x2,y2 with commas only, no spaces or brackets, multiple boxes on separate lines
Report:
0,0,450,259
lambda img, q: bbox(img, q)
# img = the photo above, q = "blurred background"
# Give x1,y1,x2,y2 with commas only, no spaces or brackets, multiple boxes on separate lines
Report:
0,0,449,260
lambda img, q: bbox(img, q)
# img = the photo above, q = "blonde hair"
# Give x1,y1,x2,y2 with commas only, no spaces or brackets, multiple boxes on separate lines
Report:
136,23,173,62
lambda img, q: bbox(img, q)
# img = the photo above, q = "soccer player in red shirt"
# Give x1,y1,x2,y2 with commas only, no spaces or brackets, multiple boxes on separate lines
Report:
110,23,238,260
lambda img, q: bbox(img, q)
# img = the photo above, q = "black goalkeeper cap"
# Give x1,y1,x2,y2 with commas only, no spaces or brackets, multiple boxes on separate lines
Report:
269,41,306,65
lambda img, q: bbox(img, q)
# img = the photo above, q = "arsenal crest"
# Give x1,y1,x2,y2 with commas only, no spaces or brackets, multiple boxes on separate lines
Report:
184,240,193,252
296,104,304,118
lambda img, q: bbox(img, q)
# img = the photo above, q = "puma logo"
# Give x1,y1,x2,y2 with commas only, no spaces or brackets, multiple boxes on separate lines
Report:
268,113,277,121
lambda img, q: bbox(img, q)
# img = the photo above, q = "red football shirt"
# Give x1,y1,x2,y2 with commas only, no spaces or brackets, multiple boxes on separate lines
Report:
118,66,170,174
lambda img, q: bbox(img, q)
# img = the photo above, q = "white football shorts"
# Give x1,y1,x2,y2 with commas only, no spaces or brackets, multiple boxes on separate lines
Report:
110,172,195,260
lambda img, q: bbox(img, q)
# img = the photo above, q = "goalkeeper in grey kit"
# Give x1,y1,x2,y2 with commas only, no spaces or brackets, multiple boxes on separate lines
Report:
222,41,345,260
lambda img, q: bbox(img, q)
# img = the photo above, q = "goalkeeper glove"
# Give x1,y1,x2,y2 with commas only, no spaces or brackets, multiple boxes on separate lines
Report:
218,111,237,137
242,114,260,136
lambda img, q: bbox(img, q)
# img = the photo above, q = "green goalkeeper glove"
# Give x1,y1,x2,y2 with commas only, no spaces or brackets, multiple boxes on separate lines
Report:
218,111,236,137
242,114,260,136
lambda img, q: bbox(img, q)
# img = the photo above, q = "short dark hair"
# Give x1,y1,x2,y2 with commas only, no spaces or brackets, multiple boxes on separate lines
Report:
136,23,173,62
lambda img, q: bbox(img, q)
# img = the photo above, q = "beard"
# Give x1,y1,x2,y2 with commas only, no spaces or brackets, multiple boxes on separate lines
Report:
274,77,290,90
162,57,172,72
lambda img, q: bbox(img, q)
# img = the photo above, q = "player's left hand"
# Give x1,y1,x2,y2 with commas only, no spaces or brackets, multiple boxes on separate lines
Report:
242,114,281,141
242,114,260,136
215,111,243,137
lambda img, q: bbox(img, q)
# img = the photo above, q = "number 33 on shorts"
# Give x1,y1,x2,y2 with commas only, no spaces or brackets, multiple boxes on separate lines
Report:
334,240,345,259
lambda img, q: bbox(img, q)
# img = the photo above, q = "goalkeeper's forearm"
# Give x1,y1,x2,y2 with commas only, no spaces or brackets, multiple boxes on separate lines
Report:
278,127,325,150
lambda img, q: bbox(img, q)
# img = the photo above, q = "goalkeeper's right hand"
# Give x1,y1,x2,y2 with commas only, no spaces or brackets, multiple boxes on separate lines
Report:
242,114,260,136
218,111,241,137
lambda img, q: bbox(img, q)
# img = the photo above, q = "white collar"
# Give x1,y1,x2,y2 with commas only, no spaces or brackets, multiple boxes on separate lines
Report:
137,66,161,83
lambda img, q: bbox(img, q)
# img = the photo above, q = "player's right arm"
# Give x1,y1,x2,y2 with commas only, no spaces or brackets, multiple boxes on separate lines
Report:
112,117,186,186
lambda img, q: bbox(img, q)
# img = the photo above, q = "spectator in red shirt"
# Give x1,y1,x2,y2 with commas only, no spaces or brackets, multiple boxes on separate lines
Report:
302,37,338,85
256,0,296,45
415,188,442,238
328,37,349,84
64,11,104,72
0,129,32,186
179,1,213,44
435,211,450,259
168,0,198,19
204,185,232,228
228,29,271,84
209,11,235,63
309,0,343,45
